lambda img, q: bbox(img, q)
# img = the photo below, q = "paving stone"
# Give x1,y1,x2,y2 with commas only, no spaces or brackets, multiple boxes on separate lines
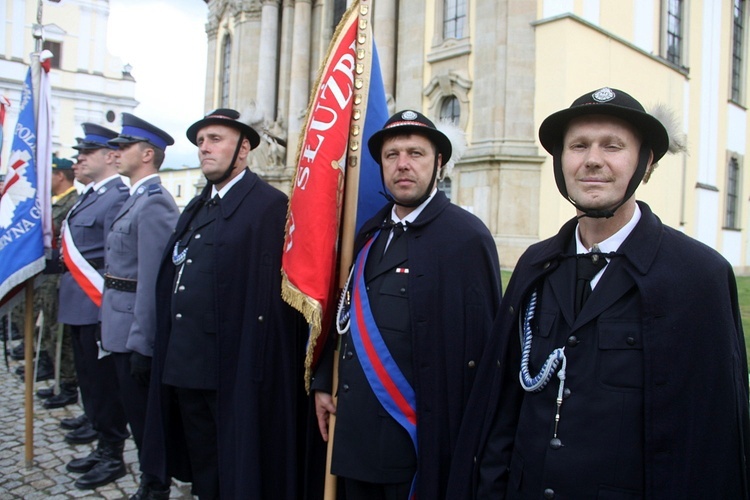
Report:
0,358,194,498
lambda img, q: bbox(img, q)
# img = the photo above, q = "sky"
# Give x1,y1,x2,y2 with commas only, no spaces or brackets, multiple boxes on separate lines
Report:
106,0,209,169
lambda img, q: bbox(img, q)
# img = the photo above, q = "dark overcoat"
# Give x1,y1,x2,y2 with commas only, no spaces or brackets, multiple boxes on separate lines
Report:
448,201,750,499
141,169,307,499
314,190,502,497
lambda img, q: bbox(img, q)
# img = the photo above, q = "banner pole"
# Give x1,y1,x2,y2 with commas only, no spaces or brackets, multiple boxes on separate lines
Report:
323,1,375,498
23,280,34,468
24,0,45,469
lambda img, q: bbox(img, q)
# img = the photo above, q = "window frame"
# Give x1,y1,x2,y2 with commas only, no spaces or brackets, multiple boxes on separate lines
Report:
42,40,62,69
443,0,467,41
220,34,232,108
731,0,747,104
724,153,743,230
661,0,688,69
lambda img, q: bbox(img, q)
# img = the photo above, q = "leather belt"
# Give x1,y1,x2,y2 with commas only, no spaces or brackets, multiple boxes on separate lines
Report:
61,257,105,274
104,274,137,292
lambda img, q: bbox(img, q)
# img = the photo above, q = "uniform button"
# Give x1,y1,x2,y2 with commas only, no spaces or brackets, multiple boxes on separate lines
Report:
544,488,555,498
175,313,182,320
178,285,185,292
186,259,193,265
400,287,406,294
626,336,636,346
549,438,562,450
366,286,370,291
497,360,502,367
467,360,476,368
543,261,551,269
566,335,579,347
258,315,264,322
343,384,349,392
195,234,201,239
563,388,571,399
509,306,514,315
346,351,353,359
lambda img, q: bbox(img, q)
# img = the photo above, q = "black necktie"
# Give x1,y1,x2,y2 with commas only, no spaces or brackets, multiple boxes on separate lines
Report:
383,222,404,256
575,250,607,315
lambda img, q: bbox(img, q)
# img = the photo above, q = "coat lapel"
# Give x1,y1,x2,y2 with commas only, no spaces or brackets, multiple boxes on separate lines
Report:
367,233,408,281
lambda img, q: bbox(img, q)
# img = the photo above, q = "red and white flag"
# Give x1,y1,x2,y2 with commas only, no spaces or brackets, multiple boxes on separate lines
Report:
281,0,389,388
0,95,9,173
37,50,53,251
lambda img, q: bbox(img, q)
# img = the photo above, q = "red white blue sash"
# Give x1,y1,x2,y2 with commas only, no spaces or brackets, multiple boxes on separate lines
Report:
61,221,103,307
349,232,418,497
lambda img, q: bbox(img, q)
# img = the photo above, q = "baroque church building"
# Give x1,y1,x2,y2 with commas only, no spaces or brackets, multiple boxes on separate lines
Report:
201,0,750,271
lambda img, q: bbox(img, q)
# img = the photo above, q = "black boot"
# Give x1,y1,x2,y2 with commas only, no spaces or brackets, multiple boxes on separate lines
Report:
74,440,126,489
43,382,78,409
65,421,98,444
67,442,106,473
10,341,25,360
130,481,171,500
60,413,89,430
16,351,55,382
36,386,55,399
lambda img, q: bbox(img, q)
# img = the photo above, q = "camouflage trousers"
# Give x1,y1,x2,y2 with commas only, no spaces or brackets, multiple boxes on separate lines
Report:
11,275,77,384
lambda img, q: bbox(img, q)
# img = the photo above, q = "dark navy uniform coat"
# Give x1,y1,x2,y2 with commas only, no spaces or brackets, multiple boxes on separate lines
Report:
101,176,178,356
448,201,750,499
313,190,502,498
58,176,129,325
141,169,307,499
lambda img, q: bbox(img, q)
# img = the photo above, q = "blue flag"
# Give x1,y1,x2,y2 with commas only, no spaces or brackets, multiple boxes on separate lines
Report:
0,69,45,309
355,43,389,233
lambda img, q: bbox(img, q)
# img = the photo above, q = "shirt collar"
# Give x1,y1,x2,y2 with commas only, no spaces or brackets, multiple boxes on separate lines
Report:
92,174,121,191
129,173,159,195
52,185,77,204
390,188,438,227
576,203,642,255
211,169,246,199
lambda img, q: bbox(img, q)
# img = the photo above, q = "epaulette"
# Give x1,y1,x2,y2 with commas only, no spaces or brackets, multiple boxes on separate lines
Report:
147,184,163,196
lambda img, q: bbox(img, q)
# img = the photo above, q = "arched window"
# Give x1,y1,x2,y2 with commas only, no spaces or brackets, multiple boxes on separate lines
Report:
439,96,461,124
220,34,232,107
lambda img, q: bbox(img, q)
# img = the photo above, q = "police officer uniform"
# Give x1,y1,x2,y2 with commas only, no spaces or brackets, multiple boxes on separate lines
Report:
60,123,130,490
101,114,179,499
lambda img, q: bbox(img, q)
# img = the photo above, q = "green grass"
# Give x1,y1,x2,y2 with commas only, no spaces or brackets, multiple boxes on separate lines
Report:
737,275,750,363
501,270,750,363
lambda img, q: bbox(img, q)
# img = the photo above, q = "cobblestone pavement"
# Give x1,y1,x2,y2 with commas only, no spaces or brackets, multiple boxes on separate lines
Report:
0,347,194,499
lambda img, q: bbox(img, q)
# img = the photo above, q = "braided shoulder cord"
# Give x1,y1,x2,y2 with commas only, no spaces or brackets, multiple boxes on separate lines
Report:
335,264,355,335
518,290,567,393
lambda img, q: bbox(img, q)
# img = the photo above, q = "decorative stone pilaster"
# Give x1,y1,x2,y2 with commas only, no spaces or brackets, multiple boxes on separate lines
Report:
286,0,312,167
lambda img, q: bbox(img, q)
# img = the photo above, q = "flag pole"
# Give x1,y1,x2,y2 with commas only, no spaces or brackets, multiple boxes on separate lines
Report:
23,281,34,468
23,0,45,468
323,1,376,498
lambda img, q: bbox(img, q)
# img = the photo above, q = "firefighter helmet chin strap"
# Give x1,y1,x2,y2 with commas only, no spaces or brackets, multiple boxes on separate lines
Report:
207,133,244,186
378,154,440,208
552,143,652,219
